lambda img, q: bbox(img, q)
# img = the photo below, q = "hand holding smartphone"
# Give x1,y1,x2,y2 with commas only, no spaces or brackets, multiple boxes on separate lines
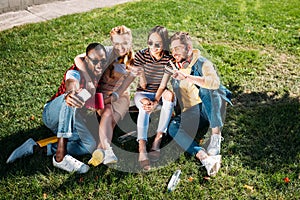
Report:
76,89,92,102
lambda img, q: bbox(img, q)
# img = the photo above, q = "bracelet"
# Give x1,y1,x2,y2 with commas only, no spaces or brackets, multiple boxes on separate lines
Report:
111,92,119,101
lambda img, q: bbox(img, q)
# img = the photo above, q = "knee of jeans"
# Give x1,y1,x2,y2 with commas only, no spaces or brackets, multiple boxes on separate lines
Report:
162,90,175,102
139,98,151,107
168,120,180,138
134,93,145,106
89,140,97,152
138,108,148,116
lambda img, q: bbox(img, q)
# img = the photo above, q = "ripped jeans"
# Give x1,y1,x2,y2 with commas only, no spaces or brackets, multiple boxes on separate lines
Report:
134,91,175,141
42,95,97,156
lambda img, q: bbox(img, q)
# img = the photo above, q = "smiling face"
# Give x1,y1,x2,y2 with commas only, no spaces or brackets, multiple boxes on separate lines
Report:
170,39,189,63
148,32,163,57
85,48,107,77
111,33,132,57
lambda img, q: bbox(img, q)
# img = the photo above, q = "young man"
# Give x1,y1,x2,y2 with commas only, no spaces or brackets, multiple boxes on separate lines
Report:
167,32,232,176
6,43,107,174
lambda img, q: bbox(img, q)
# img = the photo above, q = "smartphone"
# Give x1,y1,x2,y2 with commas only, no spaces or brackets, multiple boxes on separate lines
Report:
76,89,91,102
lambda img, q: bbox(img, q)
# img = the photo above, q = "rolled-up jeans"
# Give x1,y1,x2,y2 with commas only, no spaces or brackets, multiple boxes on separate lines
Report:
134,91,175,141
42,95,97,156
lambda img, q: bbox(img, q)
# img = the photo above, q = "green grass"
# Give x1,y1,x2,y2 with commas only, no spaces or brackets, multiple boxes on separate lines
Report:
0,0,299,199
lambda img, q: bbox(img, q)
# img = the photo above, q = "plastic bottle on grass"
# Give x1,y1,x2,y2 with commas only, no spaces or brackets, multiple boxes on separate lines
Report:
167,169,181,192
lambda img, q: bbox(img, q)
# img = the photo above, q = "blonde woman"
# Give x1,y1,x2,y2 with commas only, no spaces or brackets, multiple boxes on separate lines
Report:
75,25,137,166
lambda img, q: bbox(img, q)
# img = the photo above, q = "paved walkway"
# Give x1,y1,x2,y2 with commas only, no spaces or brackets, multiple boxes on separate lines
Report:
0,0,135,32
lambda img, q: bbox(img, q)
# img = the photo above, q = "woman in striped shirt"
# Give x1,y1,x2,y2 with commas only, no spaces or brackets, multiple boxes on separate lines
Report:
133,26,175,171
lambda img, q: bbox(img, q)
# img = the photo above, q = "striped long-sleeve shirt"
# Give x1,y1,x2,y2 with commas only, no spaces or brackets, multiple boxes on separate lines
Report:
134,48,173,93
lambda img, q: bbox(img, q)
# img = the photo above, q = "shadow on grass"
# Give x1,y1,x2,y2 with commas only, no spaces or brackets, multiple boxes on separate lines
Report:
0,125,54,177
224,91,300,174
0,124,135,197
0,111,176,177
1,91,299,179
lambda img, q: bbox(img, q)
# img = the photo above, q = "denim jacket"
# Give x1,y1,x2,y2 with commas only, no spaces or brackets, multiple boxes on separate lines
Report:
191,57,232,127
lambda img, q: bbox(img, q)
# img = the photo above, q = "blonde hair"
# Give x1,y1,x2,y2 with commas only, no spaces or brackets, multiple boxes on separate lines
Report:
109,25,134,76
110,25,134,67
110,25,132,41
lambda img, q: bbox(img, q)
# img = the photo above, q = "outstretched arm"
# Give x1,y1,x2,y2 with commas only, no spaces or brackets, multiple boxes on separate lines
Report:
74,53,96,95
64,79,85,108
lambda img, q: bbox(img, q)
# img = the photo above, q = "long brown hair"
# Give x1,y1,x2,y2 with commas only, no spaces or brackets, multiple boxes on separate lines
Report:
148,25,170,51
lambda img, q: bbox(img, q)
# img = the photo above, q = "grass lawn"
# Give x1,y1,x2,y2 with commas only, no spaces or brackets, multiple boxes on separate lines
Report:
0,0,299,199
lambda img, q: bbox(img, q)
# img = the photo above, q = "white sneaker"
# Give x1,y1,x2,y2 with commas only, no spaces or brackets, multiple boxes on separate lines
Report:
207,134,223,156
88,149,104,166
6,138,37,163
103,147,118,165
53,155,89,174
200,155,222,176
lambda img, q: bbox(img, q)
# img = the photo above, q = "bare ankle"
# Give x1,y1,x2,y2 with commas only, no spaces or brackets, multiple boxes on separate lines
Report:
152,132,163,150
55,154,65,162
211,127,221,135
139,140,147,152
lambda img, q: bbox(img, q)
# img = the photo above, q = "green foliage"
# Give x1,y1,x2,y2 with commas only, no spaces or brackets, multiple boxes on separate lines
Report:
0,0,299,199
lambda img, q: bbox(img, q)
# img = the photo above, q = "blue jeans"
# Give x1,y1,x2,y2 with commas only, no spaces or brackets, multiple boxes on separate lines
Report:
199,85,231,128
168,104,208,156
168,86,230,156
42,95,97,156
134,92,175,141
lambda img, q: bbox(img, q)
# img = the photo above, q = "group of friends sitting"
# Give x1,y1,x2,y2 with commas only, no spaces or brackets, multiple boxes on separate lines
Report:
7,25,232,177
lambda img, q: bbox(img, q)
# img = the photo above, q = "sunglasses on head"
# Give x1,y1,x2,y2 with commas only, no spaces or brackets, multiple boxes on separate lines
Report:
87,55,106,66
148,41,162,49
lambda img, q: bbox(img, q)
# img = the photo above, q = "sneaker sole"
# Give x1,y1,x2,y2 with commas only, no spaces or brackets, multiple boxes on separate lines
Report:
103,159,118,165
209,155,222,177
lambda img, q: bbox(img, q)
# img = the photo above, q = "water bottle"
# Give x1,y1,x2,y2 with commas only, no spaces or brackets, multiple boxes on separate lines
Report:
167,169,181,192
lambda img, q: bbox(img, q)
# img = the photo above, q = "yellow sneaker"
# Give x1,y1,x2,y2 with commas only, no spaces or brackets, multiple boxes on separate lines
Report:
88,149,104,167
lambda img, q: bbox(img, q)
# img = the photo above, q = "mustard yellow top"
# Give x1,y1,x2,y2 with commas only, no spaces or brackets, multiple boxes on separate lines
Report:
176,49,220,112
